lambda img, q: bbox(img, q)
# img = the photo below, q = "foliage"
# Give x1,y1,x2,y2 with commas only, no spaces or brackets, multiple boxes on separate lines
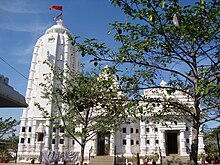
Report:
147,153,159,161
0,150,12,160
35,62,129,165
198,152,206,160
0,117,19,139
6,134,19,149
204,125,220,160
78,0,220,164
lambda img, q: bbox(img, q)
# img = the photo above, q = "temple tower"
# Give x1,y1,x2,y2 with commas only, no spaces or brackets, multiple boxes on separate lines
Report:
17,19,79,162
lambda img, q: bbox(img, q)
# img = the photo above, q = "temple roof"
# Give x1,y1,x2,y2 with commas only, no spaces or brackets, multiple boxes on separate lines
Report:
45,19,72,36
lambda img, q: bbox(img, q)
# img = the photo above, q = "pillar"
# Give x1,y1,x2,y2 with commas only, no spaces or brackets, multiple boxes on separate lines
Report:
160,130,166,156
149,135,156,153
110,133,115,156
44,120,50,151
30,120,36,152
64,137,69,152
140,120,146,155
180,130,187,156
198,133,205,154
125,124,132,156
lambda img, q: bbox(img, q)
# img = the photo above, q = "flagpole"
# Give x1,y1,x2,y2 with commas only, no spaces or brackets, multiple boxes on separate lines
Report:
49,5,63,22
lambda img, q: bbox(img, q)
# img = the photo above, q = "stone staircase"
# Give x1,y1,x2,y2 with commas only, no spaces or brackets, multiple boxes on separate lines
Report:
162,156,190,165
88,155,190,165
89,155,114,165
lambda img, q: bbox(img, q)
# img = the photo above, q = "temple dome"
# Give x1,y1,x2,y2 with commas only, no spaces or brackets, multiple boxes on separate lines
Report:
45,19,72,36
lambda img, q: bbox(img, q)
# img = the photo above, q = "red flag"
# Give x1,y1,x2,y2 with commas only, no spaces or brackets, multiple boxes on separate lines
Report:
53,12,62,21
49,5,62,11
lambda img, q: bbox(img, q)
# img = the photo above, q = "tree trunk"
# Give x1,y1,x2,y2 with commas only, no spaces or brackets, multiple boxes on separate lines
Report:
217,133,220,157
79,141,86,165
191,123,199,165
137,153,140,165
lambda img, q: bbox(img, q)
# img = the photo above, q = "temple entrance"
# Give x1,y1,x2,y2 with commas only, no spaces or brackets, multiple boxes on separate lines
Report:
97,132,110,155
166,131,179,155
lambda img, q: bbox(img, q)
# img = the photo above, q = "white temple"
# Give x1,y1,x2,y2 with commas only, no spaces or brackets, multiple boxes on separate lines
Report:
17,20,80,163
17,20,205,164
114,84,205,159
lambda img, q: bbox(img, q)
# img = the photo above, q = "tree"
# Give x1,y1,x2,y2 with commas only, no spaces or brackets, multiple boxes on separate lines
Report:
6,134,19,149
204,125,220,163
0,117,19,139
78,0,220,164
35,63,129,165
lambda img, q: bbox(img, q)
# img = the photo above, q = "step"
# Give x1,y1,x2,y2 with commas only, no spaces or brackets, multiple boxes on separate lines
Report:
162,156,190,165
89,156,114,165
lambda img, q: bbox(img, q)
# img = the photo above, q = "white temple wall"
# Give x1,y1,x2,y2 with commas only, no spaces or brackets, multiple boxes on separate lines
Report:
114,120,201,158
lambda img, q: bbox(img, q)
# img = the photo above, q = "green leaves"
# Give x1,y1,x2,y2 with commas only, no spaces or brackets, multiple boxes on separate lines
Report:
36,61,129,155
77,38,110,67
72,1,220,164
197,80,218,96
64,1,220,163
0,117,19,139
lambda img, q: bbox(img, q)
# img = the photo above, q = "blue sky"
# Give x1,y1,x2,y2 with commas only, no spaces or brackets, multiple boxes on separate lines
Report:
0,0,125,124
0,0,218,131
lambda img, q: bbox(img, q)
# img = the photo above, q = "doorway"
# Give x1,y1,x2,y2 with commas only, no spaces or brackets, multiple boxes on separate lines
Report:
97,132,110,155
166,131,179,155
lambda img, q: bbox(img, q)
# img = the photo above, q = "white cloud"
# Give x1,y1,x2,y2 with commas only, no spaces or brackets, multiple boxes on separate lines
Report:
0,22,48,32
11,41,35,64
0,0,50,33
15,43,35,57
17,57,32,65
0,0,46,14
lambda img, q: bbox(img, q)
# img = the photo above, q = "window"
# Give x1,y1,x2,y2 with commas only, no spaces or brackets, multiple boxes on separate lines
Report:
123,128,126,133
28,138,30,143
156,140,159,144
146,140,150,144
72,140,75,145
130,128,133,133
21,127,25,132
136,140,139,145
52,139,55,144
146,128,149,132
186,139,189,143
136,129,139,133
60,139,64,144
37,133,44,142
60,127,65,133
186,127,189,131
155,128,158,132
48,37,55,43
131,139,134,145
20,138,24,143
28,127,32,132
123,139,126,145
53,127,56,133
